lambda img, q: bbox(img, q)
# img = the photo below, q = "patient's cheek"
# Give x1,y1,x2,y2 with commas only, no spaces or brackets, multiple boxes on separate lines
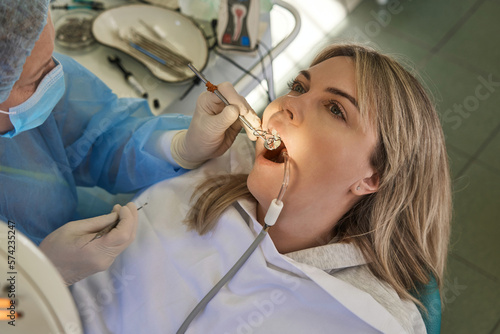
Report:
247,170,259,200
261,100,281,128
247,167,277,210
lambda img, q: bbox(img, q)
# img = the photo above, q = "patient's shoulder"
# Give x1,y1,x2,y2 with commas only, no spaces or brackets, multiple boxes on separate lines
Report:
286,243,426,334
333,264,426,334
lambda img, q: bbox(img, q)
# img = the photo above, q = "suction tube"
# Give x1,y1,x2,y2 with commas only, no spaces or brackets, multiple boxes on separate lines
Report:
264,151,289,226
176,151,290,333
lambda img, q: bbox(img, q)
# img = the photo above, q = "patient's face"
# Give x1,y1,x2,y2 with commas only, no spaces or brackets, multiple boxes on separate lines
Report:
248,56,378,228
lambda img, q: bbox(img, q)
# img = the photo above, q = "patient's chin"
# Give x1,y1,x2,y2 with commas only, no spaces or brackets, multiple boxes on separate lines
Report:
247,169,281,207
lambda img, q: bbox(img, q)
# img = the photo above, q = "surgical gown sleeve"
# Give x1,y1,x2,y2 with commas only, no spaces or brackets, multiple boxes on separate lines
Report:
53,53,191,194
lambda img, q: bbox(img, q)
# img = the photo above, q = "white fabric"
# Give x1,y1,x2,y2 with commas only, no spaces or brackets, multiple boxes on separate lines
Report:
70,135,422,334
157,130,182,168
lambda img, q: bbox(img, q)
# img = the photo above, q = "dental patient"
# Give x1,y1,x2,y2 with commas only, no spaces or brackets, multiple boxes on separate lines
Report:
71,44,451,334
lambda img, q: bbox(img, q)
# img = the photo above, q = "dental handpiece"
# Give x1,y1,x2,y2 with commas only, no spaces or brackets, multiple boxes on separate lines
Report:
186,63,281,150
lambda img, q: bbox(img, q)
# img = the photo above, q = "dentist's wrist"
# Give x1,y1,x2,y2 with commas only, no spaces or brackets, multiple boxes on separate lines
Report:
168,130,206,170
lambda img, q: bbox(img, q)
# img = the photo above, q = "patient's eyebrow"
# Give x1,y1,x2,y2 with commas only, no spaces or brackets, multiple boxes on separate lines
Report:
299,70,359,111
299,70,311,81
326,87,359,110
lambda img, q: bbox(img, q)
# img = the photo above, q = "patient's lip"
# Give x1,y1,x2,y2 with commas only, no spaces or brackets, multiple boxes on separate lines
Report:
257,152,282,166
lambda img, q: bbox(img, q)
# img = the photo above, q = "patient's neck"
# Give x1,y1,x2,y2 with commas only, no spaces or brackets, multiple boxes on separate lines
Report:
256,202,344,254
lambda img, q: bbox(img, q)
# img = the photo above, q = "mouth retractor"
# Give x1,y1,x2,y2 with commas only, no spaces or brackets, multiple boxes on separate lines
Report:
262,129,282,151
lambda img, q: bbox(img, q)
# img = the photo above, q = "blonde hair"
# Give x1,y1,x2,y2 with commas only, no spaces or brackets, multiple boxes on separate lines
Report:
186,44,451,309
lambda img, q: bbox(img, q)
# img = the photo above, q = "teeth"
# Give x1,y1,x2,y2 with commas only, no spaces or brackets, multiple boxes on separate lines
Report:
264,129,282,150
263,141,286,163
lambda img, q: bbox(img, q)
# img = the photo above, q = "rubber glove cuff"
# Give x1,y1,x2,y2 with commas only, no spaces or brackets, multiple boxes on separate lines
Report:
170,129,205,169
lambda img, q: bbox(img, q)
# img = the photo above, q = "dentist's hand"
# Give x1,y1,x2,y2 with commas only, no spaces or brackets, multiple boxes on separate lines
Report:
39,203,138,286
171,82,261,169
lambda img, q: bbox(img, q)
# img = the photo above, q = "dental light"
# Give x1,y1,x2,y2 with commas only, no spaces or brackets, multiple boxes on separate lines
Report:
0,221,82,333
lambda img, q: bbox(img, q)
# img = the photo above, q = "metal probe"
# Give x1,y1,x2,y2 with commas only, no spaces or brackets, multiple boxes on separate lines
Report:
186,63,281,150
82,203,148,248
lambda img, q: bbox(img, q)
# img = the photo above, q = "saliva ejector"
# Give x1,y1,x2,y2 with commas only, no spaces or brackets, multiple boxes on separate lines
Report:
176,150,290,333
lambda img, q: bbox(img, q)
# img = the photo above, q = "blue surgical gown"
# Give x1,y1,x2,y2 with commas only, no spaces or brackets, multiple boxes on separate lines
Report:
0,53,191,245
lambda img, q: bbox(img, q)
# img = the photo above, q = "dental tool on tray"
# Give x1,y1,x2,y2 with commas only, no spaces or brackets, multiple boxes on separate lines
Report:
108,55,148,99
51,2,105,10
186,63,281,151
119,28,190,78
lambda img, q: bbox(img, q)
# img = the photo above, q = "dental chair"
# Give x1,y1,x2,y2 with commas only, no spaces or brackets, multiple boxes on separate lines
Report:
413,277,442,334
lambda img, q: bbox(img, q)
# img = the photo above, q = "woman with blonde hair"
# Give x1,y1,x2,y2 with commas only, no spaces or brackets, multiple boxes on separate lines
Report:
71,43,451,334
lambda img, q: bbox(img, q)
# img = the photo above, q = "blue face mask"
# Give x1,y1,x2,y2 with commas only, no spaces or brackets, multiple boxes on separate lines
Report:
0,57,65,138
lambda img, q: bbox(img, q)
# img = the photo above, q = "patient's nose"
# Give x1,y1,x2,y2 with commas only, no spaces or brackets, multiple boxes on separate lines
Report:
281,94,304,125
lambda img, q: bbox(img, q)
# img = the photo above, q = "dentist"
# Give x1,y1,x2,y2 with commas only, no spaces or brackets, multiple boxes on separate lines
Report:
0,0,259,285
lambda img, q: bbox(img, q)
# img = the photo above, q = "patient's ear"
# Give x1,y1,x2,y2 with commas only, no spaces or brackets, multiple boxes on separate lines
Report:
352,172,379,195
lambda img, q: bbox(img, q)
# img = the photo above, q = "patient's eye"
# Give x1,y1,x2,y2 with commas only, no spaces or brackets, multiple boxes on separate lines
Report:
328,100,346,121
287,79,306,94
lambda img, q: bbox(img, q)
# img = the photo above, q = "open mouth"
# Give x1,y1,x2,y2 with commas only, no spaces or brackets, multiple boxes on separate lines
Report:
263,141,287,163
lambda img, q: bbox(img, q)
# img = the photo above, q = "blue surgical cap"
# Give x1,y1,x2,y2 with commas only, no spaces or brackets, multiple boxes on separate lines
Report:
0,0,50,103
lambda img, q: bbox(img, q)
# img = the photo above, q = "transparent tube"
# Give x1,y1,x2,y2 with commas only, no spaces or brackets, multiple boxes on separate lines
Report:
276,151,289,203
176,151,291,333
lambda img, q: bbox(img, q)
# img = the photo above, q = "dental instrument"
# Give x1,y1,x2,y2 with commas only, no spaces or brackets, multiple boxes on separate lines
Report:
82,203,148,247
139,19,167,40
176,151,289,334
108,55,148,99
137,20,185,57
186,63,282,150
51,2,104,10
125,28,190,78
